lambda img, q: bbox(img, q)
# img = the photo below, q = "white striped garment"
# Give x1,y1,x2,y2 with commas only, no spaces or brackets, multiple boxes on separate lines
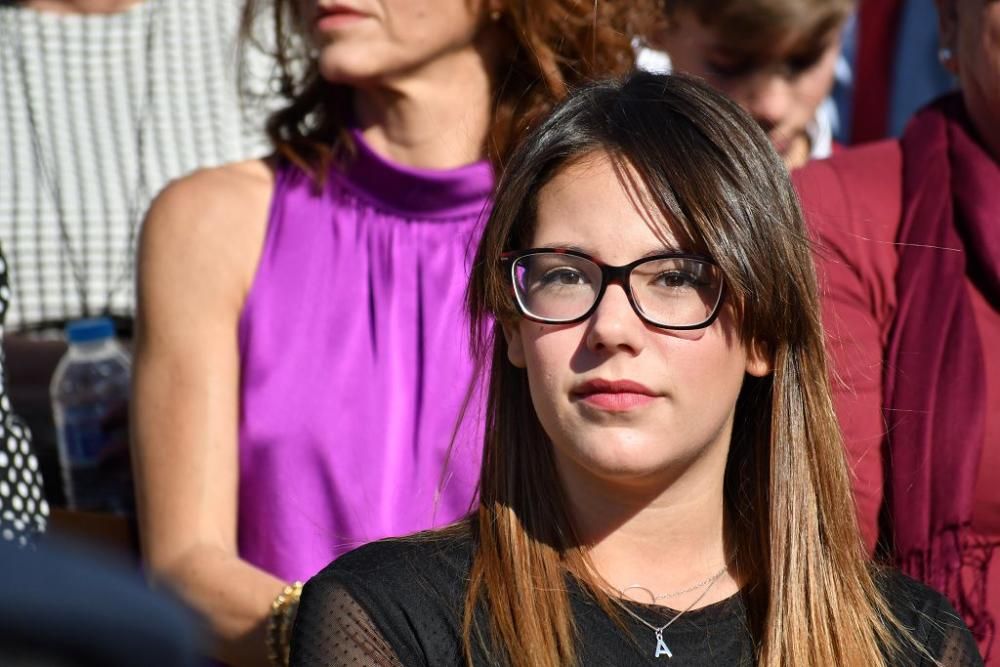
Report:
0,0,275,330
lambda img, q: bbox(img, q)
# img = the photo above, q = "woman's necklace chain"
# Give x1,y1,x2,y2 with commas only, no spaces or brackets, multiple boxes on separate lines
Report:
5,0,161,318
619,563,728,602
614,565,728,660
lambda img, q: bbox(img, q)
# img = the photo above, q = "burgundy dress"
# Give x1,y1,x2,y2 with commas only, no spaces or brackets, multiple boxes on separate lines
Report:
795,131,999,663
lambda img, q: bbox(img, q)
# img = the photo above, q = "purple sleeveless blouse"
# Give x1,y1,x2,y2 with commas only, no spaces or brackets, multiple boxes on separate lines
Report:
237,132,491,582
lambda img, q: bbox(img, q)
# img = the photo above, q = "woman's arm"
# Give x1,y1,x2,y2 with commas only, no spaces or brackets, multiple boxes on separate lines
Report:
131,160,284,667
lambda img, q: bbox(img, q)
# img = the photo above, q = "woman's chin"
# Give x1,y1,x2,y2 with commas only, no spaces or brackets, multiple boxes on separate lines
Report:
776,132,811,170
550,425,728,494
317,54,385,87
560,441,693,486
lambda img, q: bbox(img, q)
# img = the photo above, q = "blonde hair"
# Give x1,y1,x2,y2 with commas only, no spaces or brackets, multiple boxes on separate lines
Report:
462,72,916,667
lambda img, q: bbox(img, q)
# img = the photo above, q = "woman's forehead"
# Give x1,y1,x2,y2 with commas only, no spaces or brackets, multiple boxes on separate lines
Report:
671,5,846,65
531,154,686,260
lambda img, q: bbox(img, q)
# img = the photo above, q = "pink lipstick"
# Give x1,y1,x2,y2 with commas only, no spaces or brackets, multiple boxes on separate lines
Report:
572,379,657,412
316,3,368,30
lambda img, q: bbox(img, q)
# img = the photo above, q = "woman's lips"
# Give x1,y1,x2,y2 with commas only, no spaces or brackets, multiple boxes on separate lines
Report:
316,4,367,30
572,379,658,412
579,392,656,411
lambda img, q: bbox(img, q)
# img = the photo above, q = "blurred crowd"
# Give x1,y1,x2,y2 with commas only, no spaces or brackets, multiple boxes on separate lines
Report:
0,0,995,666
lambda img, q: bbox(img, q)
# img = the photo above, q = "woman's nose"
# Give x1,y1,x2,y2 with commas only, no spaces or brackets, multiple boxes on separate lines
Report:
584,283,646,355
745,73,793,133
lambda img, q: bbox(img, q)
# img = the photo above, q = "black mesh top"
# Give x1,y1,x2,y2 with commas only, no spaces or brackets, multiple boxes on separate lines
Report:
289,531,984,667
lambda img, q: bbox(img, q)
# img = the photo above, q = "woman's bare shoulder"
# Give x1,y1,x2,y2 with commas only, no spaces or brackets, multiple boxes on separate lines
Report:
139,158,277,306
146,158,275,233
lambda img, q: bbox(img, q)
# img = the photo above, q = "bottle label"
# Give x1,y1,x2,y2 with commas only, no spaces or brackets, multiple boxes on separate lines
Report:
58,399,133,514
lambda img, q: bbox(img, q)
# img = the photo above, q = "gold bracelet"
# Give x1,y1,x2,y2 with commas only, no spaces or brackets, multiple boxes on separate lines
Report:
266,581,303,667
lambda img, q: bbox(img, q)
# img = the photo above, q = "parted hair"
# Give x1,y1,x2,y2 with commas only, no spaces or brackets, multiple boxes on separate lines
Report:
463,71,916,667
239,0,654,183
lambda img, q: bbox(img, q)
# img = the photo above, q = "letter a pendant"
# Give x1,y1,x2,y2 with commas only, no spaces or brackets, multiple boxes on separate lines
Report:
654,630,673,658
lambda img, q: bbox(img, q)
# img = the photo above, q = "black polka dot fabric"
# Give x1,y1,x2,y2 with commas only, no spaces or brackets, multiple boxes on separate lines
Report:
291,584,403,667
0,244,49,547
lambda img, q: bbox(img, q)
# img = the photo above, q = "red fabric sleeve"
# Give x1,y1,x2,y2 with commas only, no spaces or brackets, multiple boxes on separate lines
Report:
793,141,903,554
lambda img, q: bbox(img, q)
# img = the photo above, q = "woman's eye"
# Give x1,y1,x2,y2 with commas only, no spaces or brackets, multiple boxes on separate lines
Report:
539,267,588,286
654,271,701,289
705,58,754,80
787,51,823,75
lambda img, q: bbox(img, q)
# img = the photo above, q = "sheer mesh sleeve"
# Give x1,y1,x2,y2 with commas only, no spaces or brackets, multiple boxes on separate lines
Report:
912,586,986,667
289,578,404,667
930,613,985,667
881,571,986,667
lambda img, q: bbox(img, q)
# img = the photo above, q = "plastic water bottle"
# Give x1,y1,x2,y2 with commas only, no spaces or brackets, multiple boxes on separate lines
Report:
50,318,133,514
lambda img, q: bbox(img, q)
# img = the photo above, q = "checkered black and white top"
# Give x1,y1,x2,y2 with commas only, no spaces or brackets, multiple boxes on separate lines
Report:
0,0,274,330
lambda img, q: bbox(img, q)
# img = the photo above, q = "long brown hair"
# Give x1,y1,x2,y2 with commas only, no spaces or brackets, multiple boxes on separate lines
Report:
238,0,653,183
464,72,915,667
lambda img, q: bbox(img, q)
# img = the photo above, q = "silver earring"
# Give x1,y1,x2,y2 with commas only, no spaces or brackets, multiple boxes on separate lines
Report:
938,47,954,64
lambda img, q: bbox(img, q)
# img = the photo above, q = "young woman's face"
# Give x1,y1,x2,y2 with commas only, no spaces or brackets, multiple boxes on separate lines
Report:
503,154,770,490
304,0,490,86
656,10,841,169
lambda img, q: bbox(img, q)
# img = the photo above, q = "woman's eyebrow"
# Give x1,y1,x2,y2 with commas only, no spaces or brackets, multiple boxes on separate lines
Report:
639,246,684,258
533,245,687,258
534,243,590,253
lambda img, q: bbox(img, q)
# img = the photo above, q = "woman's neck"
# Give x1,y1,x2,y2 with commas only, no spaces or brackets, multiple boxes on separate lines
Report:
560,449,739,608
20,0,142,14
352,44,497,171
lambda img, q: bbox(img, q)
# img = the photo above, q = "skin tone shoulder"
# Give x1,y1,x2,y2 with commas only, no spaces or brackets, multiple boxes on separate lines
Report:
503,152,770,604
133,2,502,665
653,9,842,170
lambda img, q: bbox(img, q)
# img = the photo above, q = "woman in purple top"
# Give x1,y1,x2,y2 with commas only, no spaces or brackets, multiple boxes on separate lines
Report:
129,1,648,664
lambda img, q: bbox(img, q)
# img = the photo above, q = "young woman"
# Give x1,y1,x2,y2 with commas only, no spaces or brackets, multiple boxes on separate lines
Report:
644,0,852,169
288,73,982,666
131,1,648,665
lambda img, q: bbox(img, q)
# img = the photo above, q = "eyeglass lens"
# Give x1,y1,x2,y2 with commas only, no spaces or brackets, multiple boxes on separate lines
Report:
512,253,722,327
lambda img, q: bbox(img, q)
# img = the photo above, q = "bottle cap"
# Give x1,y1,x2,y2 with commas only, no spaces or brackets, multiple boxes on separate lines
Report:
66,318,115,344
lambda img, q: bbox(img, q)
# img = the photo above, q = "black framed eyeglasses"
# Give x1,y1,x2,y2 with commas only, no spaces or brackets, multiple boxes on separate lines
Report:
500,248,725,330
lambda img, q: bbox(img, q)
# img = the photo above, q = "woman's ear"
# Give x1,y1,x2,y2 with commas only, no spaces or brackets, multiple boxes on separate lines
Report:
745,340,773,378
488,0,505,21
935,0,960,75
501,321,526,368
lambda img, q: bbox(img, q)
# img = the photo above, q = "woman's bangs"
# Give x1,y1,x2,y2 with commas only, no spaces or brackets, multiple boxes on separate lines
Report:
610,123,759,303
609,151,713,259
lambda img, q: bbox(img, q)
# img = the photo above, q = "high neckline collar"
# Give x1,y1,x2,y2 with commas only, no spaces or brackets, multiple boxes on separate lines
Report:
333,128,494,220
